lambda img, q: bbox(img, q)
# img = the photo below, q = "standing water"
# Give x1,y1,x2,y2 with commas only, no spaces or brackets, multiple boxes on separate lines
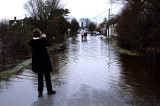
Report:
0,34,160,106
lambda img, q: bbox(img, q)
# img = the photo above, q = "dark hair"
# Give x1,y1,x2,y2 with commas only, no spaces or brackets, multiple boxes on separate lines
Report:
32,29,42,37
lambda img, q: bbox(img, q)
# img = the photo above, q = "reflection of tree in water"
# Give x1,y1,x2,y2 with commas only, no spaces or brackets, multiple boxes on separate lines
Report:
145,53,160,73
49,45,69,87
119,54,160,105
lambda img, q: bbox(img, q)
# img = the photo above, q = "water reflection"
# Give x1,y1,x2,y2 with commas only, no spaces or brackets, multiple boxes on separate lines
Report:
119,54,160,105
49,34,160,105
49,34,122,90
0,34,160,105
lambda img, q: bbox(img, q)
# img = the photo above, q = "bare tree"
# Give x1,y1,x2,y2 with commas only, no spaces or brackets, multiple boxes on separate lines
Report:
80,18,84,29
80,18,91,28
109,0,148,5
24,0,61,20
106,0,125,4
84,18,90,28
24,0,71,35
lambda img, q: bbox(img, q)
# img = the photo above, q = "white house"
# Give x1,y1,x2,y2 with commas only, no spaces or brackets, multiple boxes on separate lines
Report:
106,14,118,37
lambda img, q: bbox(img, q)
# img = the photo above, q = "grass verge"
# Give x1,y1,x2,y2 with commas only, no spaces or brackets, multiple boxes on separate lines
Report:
112,46,141,56
104,38,141,56
0,59,31,81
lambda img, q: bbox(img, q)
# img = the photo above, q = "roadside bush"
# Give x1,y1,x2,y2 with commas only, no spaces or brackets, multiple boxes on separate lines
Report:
0,31,31,72
8,31,30,58
116,0,160,54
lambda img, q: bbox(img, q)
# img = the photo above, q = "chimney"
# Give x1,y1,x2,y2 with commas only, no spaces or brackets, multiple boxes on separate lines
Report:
14,17,16,21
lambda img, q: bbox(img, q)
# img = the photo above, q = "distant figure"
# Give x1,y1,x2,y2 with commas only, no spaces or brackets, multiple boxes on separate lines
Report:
81,32,84,40
84,32,87,40
28,29,56,97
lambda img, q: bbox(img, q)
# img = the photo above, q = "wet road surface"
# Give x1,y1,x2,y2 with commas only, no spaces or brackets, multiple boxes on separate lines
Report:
0,34,160,106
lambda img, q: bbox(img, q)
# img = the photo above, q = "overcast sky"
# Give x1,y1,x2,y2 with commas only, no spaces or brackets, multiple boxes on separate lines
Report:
0,0,123,23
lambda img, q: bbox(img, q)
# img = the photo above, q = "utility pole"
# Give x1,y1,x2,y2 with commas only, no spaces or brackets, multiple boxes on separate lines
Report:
94,18,97,28
107,9,110,38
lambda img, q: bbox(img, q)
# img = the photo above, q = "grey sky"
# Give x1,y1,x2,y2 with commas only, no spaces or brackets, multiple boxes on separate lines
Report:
0,0,123,23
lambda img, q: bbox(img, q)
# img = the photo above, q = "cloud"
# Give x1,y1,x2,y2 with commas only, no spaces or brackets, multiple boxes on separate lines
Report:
0,0,27,19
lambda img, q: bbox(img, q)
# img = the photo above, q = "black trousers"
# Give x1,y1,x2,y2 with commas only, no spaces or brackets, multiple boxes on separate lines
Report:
38,72,53,92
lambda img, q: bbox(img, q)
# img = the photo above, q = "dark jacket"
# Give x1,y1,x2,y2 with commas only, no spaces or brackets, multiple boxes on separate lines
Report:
84,32,87,36
28,38,52,73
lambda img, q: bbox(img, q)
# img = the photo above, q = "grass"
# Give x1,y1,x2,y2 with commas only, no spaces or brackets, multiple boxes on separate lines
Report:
104,38,141,56
0,59,31,81
112,46,141,56
48,42,65,52
0,42,66,81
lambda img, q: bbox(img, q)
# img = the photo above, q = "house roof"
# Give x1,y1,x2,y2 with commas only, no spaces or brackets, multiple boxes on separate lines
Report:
106,17,118,27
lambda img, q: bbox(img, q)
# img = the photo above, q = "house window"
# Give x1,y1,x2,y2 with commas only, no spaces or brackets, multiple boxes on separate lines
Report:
113,24,115,28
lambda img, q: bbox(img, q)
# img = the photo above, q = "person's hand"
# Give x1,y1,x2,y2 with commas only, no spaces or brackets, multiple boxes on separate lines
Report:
41,34,46,38
53,36,55,40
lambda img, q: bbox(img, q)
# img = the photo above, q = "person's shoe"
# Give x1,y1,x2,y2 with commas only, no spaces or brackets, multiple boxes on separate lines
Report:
38,92,43,97
48,90,56,95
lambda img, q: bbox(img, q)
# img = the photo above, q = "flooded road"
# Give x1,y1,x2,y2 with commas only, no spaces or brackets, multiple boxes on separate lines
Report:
0,34,160,106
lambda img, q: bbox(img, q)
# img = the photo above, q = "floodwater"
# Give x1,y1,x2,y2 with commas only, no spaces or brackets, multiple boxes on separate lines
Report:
0,34,160,106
